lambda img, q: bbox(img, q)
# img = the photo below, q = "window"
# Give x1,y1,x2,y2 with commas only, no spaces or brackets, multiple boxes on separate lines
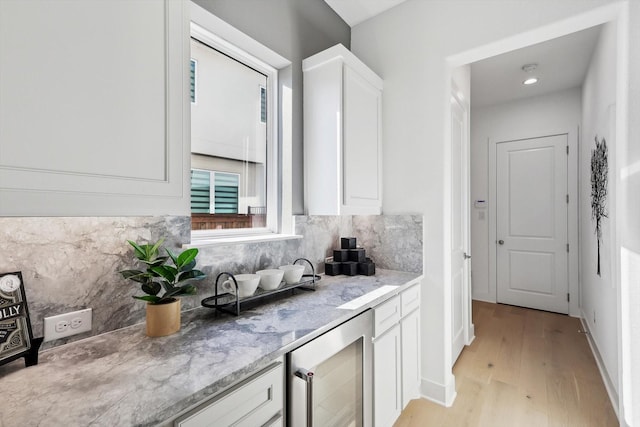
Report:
190,23,274,235
260,86,267,124
190,169,239,214
190,169,210,213
213,172,239,213
189,59,197,103
189,3,292,242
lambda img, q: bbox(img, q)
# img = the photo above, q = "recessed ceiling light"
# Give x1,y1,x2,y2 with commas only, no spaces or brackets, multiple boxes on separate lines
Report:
523,77,539,85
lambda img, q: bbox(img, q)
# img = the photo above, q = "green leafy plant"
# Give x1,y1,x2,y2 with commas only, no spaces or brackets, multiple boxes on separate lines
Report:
120,239,206,304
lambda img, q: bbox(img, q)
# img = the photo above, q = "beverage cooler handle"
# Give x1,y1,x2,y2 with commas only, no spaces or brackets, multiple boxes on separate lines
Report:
295,368,314,427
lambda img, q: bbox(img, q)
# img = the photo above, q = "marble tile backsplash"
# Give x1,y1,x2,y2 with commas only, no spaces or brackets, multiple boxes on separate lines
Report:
0,214,422,349
353,215,423,274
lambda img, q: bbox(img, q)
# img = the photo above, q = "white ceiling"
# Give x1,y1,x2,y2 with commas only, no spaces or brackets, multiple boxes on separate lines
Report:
323,0,407,27
323,2,602,109
470,25,603,108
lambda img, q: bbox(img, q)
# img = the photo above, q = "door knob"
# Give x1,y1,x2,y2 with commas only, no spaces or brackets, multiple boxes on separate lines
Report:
498,240,504,245
463,253,471,259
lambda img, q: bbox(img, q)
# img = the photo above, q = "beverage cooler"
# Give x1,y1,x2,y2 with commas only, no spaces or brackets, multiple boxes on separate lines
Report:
287,310,373,427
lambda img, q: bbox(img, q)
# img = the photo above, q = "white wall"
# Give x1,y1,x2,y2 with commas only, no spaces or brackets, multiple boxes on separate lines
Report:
470,87,582,309
620,2,640,423
580,20,619,397
350,0,634,411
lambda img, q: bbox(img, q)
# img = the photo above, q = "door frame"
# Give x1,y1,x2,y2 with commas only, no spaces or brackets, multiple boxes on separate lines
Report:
488,127,580,316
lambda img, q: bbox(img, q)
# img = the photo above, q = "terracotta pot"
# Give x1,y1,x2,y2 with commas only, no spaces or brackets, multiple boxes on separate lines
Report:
145,298,181,337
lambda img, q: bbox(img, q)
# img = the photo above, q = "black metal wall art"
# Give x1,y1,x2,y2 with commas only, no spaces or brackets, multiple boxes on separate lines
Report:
590,135,608,277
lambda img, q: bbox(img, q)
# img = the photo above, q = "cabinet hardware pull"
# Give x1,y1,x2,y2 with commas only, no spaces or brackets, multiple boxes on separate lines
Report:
295,368,314,427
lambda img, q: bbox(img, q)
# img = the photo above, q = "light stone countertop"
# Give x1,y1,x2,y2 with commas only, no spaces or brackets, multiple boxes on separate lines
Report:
0,269,422,427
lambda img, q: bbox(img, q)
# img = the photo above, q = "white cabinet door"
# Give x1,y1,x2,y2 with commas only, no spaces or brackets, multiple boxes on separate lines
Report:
0,0,188,216
374,324,402,427
343,66,382,211
401,308,421,409
303,44,383,215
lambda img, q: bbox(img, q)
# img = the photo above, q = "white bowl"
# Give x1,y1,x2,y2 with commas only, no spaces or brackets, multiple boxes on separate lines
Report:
221,274,260,298
279,264,305,285
256,269,285,290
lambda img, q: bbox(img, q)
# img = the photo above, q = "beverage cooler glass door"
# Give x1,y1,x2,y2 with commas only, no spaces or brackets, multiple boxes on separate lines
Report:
287,310,373,427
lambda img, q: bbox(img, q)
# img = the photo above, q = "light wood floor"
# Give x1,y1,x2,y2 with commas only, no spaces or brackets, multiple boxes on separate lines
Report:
394,301,618,427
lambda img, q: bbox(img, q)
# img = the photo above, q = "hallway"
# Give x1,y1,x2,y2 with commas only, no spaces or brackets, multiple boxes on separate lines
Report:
395,301,618,426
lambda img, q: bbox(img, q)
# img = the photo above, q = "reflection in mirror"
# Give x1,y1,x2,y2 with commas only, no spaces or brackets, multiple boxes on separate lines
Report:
190,37,267,231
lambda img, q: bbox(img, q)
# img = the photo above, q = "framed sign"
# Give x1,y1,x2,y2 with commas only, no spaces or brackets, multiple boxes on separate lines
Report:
0,272,35,366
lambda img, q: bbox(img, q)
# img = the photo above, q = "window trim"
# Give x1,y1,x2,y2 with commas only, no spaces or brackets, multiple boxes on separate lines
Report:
189,2,292,242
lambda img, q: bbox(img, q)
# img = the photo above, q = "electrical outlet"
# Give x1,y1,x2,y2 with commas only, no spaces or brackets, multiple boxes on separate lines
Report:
55,320,69,333
44,308,92,342
325,256,334,264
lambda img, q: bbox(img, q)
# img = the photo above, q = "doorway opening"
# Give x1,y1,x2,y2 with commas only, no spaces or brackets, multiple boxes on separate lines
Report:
447,4,625,419
466,26,603,315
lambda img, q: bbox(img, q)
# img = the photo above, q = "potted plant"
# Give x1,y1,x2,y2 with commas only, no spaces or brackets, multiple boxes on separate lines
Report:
120,239,206,337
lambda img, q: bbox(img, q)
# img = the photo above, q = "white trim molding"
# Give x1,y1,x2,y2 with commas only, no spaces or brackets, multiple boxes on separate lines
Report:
421,374,457,407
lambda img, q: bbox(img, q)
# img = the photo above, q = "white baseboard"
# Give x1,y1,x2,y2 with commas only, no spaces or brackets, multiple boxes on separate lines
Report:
466,323,476,345
579,313,619,420
471,295,496,304
420,374,457,407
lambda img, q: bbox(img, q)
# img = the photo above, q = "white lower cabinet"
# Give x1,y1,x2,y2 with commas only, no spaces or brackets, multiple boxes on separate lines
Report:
373,283,421,427
373,322,402,427
174,361,283,427
401,308,421,409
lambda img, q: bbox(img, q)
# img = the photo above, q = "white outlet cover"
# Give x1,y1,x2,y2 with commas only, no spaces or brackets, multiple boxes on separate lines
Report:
44,308,92,342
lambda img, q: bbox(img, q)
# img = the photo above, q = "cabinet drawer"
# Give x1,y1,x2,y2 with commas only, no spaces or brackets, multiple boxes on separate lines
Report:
401,283,420,317
374,295,401,337
175,363,283,427
262,414,283,427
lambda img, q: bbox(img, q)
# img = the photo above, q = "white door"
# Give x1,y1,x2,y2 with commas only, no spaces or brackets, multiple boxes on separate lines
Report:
451,94,470,363
496,135,569,314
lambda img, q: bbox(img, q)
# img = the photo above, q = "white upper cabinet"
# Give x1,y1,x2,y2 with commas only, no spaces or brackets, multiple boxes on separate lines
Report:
303,44,383,215
0,0,189,216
